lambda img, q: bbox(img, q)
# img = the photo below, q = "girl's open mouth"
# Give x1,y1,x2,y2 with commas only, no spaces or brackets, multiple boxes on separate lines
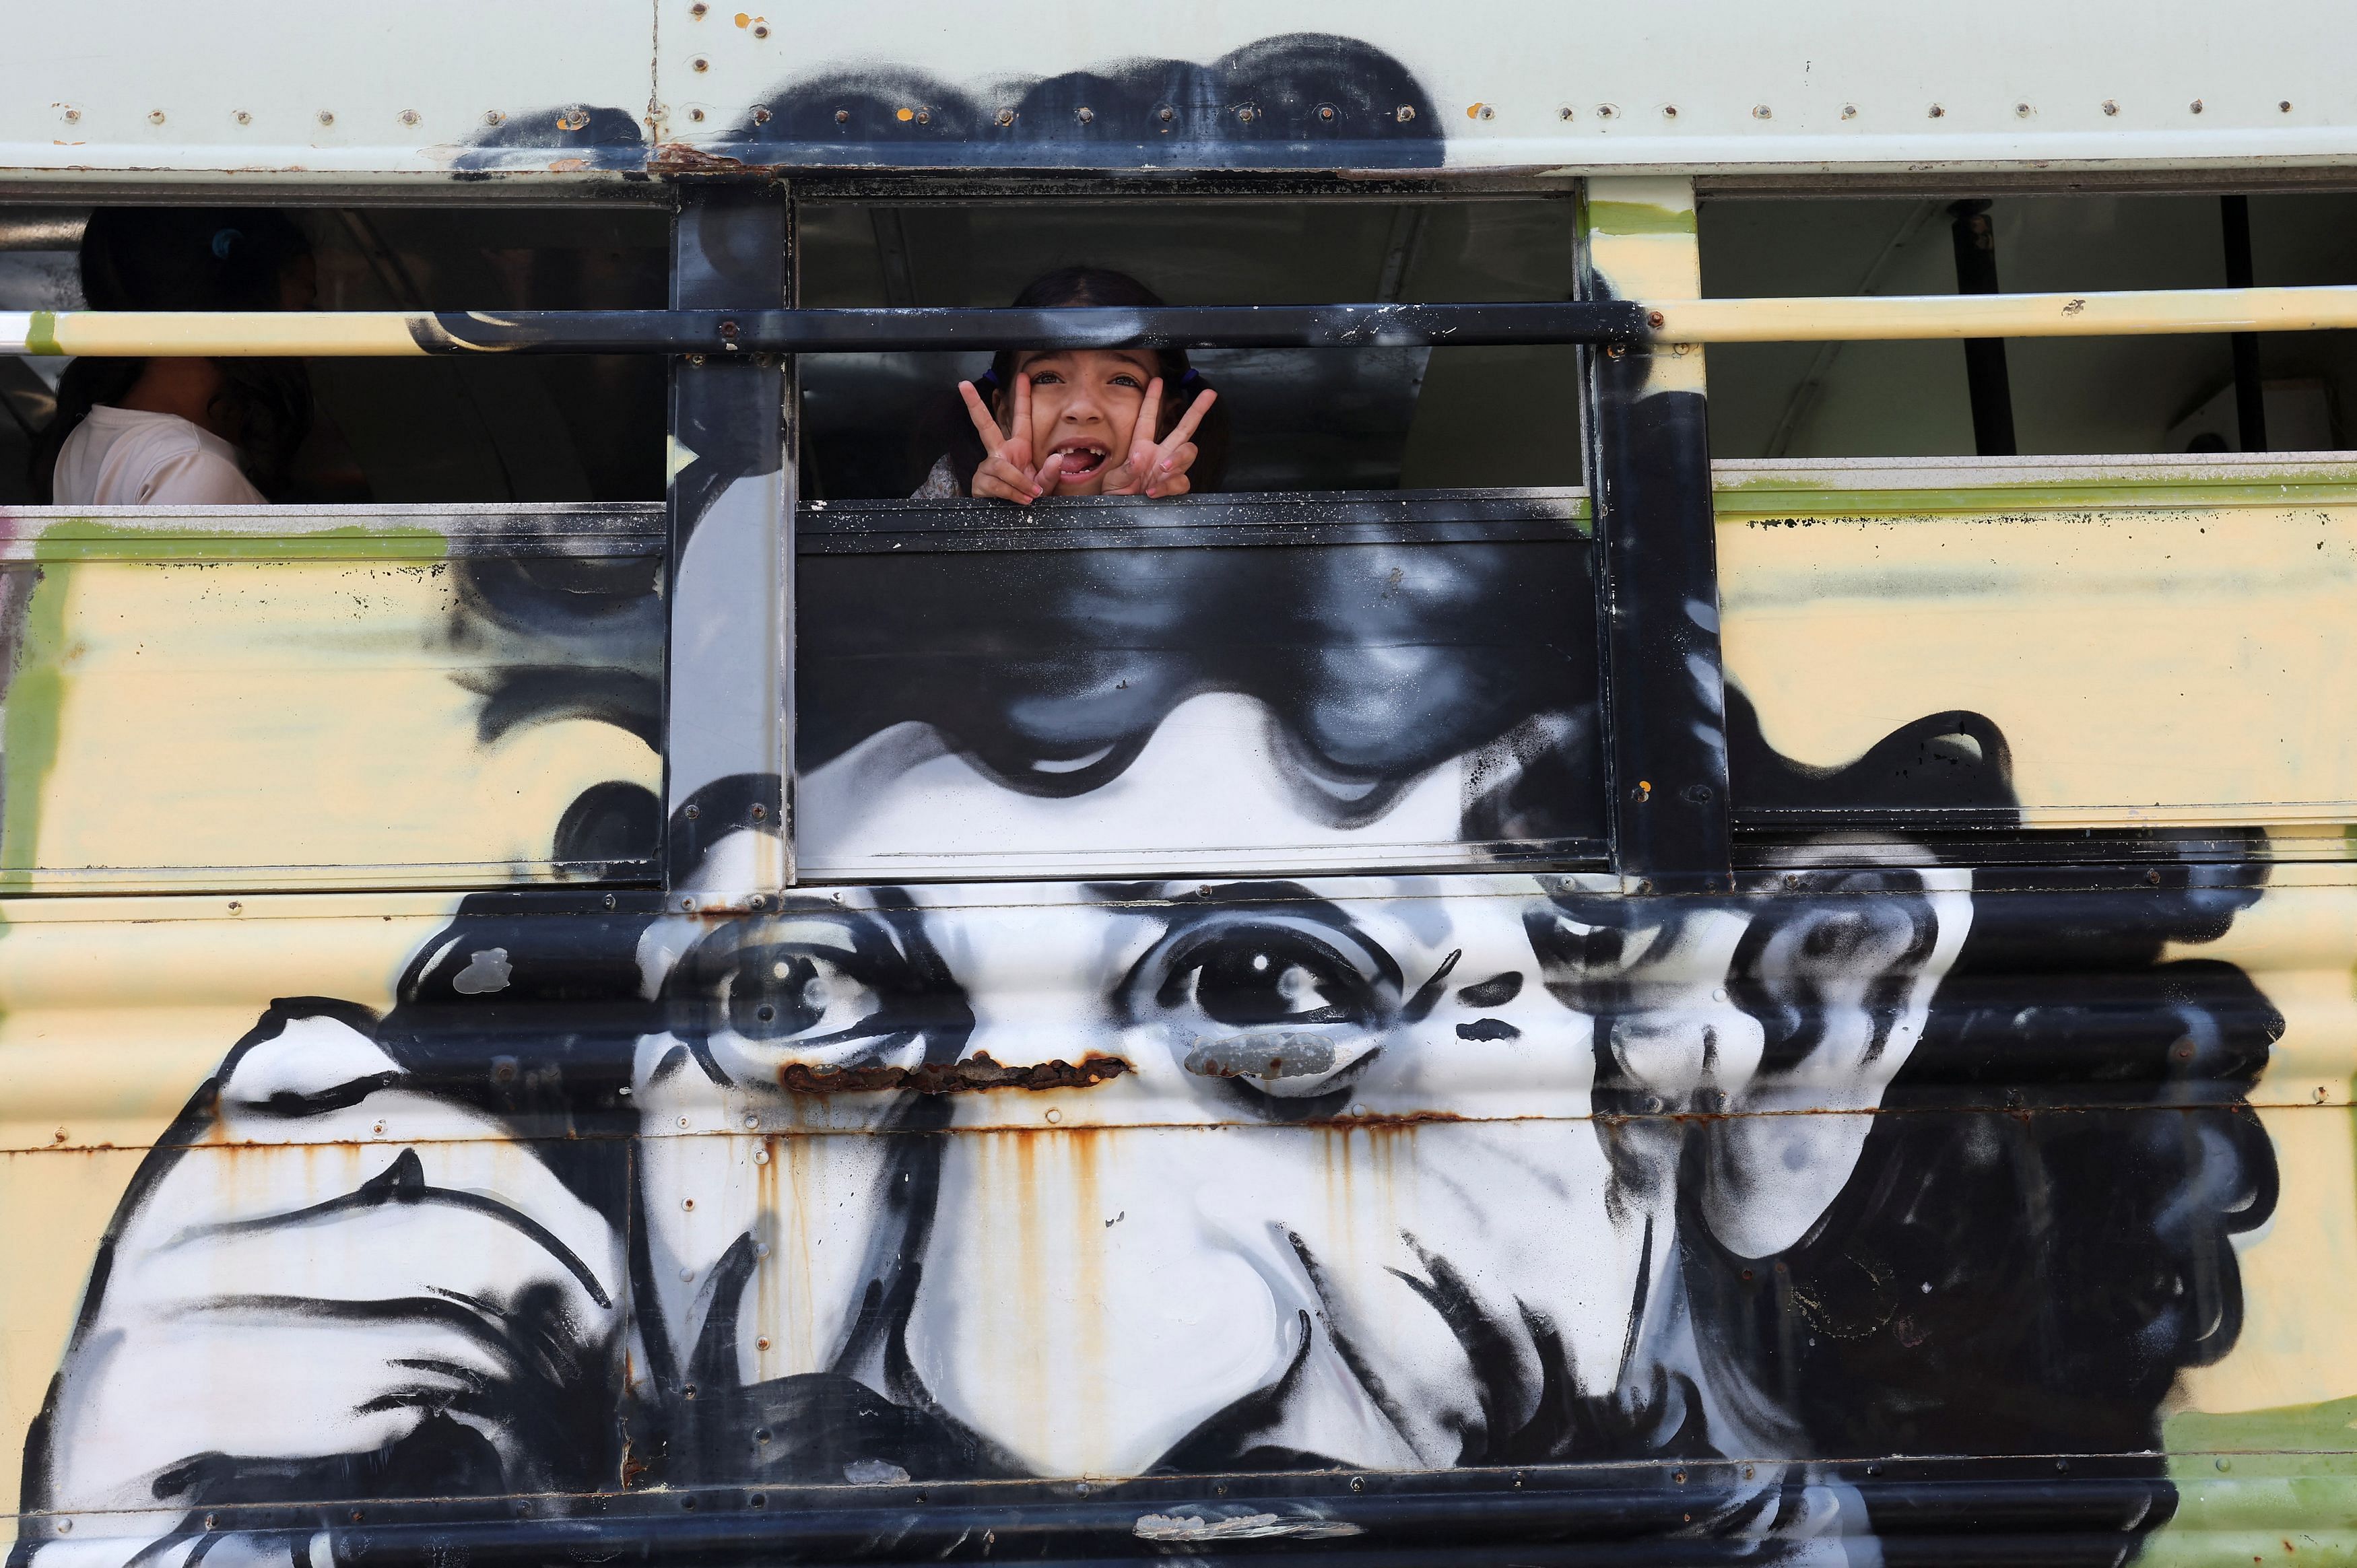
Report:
1052,442,1109,480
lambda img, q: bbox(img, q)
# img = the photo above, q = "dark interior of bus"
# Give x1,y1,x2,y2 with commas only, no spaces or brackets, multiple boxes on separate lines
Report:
1,189,2355,506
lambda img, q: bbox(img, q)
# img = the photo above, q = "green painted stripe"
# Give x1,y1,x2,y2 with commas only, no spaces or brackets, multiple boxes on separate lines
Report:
1584,200,1698,238
25,520,453,564
1,555,73,889
1715,479,2357,518
25,310,59,357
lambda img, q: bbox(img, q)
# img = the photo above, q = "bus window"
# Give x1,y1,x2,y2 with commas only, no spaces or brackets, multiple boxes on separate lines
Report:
1701,192,2357,458
794,196,1583,497
0,203,670,506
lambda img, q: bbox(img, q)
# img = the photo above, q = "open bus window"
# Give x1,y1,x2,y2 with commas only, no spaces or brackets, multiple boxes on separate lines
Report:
1700,192,2357,458
793,197,1583,498
0,203,669,506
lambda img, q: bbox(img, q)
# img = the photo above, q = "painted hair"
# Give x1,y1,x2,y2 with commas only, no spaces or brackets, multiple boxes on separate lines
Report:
910,265,1232,496
30,207,314,502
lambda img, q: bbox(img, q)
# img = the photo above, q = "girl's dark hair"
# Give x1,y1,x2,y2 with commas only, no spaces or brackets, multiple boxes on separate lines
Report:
911,265,1230,496
31,207,315,502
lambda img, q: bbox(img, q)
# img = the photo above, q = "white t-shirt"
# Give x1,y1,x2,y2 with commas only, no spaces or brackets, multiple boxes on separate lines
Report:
51,405,266,506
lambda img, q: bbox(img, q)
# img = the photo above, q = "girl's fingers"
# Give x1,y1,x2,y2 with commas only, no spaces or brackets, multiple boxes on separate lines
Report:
1146,471,1193,499
1032,450,1063,496
958,380,1007,450
974,455,1040,504
1146,441,1198,496
1013,370,1032,439
1165,386,1217,448
1135,377,1164,448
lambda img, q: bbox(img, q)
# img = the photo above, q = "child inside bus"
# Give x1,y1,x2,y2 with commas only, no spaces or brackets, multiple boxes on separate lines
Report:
33,207,315,506
911,266,1227,502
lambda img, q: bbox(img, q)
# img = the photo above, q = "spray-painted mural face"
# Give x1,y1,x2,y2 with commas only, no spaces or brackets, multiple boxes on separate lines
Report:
13,667,2278,1565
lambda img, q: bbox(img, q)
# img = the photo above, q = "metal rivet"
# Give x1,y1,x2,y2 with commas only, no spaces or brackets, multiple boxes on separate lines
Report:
678,1116,691,1128
603,893,618,909
2102,99,2119,116
682,1386,697,1402
834,108,851,124
1928,104,1945,118
1350,1476,1365,1493
1045,1107,1063,1124
1395,104,1416,123
372,1120,385,1134
2282,100,2294,112
692,56,709,71
399,109,420,127
1596,103,1618,121
750,1494,766,1508
750,803,767,820
1752,104,1771,119
1841,103,1858,119
751,106,770,125
682,1198,695,1211
233,110,252,126
556,107,589,131
63,108,81,123
1156,105,1174,123
318,110,335,127
997,108,1016,127
2190,98,2204,113
1661,105,1678,119
1236,105,1257,123
147,110,166,125
743,1114,758,1129
484,110,505,126
1558,105,1575,121
1605,342,1627,357
1467,102,1488,120
204,1516,217,1532
689,1,706,13
1647,309,1665,327
2014,102,2032,117
756,1336,770,1351
350,1511,364,1524
1317,104,1336,123
752,1147,769,1164
752,22,768,36
915,107,929,125
680,1267,694,1281
689,107,706,123
55,1520,69,1535
718,319,739,339
684,803,700,819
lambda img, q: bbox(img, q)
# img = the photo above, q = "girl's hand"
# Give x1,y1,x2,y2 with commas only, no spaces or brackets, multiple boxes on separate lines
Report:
959,374,1061,505
1102,379,1218,499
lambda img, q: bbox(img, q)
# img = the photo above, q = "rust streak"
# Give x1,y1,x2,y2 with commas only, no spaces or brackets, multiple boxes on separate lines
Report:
651,142,753,174
776,1052,1131,1095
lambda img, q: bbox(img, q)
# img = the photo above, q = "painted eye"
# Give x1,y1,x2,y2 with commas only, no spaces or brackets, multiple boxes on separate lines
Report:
1157,932,1363,1028
1128,914,1397,1101
727,946,879,1042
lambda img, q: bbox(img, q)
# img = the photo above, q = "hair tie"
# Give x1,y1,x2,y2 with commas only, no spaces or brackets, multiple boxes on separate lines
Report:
1181,368,1200,384
976,368,999,386
211,228,244,261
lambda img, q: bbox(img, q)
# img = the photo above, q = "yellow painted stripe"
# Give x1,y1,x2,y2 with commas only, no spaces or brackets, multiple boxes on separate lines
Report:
32,312,430,357
6,284,2357,357
1652,285,2357,343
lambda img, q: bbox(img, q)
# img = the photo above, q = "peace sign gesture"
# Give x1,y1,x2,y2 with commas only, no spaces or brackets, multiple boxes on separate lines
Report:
959,373,1061,504
1101,378,1218,499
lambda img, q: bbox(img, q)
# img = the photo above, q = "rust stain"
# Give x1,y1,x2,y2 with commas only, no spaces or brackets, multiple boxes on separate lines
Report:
777,1052,1130,1095
651,142,752,174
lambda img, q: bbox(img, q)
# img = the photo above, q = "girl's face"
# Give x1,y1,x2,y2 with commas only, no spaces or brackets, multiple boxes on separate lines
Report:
1003,347,1162,494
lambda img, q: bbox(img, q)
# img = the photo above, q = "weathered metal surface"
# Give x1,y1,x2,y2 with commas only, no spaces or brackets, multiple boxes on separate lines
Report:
0,854,2342,1560
1718,454,2357,834
0,505,661,891
7,2,2357,179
